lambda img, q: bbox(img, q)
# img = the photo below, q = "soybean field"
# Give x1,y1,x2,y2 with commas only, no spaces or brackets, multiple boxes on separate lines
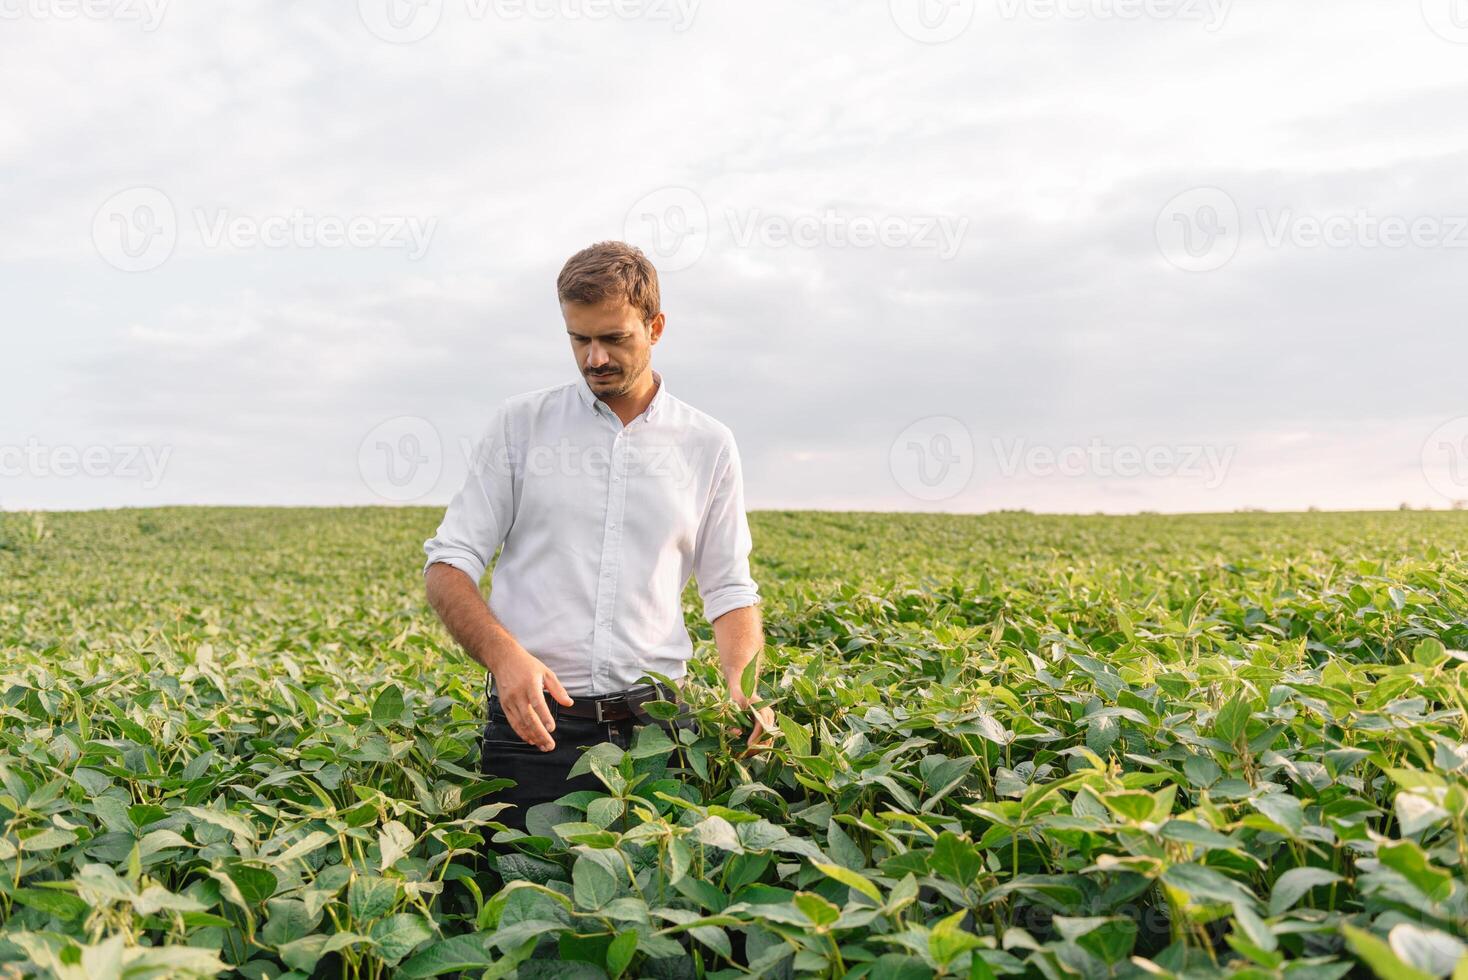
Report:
3,508,1468,980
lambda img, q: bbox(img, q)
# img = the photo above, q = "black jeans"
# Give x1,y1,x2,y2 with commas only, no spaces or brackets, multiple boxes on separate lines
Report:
478,685,694,838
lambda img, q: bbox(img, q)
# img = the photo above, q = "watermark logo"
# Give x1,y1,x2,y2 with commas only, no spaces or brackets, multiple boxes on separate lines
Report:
93,187,178,273
1422,417,1468,503
890,416,975,501
0,439,172,489
359,416,443,502
92,187,437,271
890,0,975,43
358,0,444,43
996,0,1230,31
0,0,169,30
1422,0,1468,43
1155,187,1240,272
625,187,709,272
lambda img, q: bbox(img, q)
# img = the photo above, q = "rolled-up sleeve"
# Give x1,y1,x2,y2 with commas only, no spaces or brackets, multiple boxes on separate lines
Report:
692,434,761,622
423,404,515,585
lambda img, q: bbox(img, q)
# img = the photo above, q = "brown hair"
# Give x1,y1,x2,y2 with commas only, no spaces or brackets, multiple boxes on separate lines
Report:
556,241,661,325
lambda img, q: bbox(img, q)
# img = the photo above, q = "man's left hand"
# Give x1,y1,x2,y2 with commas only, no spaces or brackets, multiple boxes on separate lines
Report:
728,697,777,758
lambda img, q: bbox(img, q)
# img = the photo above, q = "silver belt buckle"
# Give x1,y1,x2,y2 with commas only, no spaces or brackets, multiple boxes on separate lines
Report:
595,694,626,723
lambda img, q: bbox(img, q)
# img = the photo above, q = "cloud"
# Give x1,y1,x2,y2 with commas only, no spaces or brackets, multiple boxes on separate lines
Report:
3,0,1467,511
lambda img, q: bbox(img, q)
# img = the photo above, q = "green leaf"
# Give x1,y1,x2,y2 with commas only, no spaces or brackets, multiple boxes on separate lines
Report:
689,815,742,852
278,934,330,973
1268,867,1341,915
1378,840,1454,903
261,898,316,946
812,861,882,902
1231,900,1276,953
12,887,89,921
929,832,983,888
379,820,415,871
641,699,681,721
370,912,436,966
690,925,732,958
224,863,277,906
185,805,258,842
1100,790,1157,824
397,933,498,978
1413,638,1448,668
1213,693,1251,746
929,910,986,967
1183,755,1222,788
740,656,758,700
605,929,638,978
573,853,620,910
348,875,398,922
1254,793,1303,836
1159,819,1239,852
1162,863,1256,907
793,891,839,928
777,712,811,756
1054,916,1137,965
1388,923,1467,976
1343,925,1434,980
372,684,406,724
586,796,625,829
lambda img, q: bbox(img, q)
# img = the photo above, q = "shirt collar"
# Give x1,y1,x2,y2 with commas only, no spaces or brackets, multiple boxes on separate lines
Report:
576,368,667,421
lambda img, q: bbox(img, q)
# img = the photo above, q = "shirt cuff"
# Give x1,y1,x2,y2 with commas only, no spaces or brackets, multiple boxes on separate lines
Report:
703,587,761,623
423,549,486,585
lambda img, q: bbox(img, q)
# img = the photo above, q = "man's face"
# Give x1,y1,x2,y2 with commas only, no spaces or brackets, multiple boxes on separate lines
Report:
562,295,663,399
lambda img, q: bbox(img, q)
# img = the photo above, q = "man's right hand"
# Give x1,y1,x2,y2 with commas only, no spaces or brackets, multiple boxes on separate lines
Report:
423,563,574,752
493,650,575,751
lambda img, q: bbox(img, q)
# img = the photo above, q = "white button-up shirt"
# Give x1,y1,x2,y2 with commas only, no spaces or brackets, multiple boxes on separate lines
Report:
423,369,760,697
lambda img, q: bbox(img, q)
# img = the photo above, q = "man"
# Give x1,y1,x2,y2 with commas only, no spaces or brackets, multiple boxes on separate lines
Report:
422,241,776,835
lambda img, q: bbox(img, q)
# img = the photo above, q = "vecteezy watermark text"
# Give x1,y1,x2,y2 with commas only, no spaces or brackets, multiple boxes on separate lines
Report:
727,209,969,260
0,439,172,489
93,187,438,272
0,0,168,29
358,416,709,503
992,437,1235,489
997,0,1230,30
462,434,708,491
888,417,1237,502
625,187,970,272
1156,187,1468,272
358,0,699,44
194,209,435,257
888,0,1229,43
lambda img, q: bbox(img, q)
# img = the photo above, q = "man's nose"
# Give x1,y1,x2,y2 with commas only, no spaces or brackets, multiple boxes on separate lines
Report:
586,344,610,367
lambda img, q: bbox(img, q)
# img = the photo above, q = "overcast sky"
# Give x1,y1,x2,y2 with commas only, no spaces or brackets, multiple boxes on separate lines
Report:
4,0,1467,514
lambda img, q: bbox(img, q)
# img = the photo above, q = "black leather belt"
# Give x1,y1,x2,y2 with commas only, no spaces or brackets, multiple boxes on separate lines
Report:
488,681,679,724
